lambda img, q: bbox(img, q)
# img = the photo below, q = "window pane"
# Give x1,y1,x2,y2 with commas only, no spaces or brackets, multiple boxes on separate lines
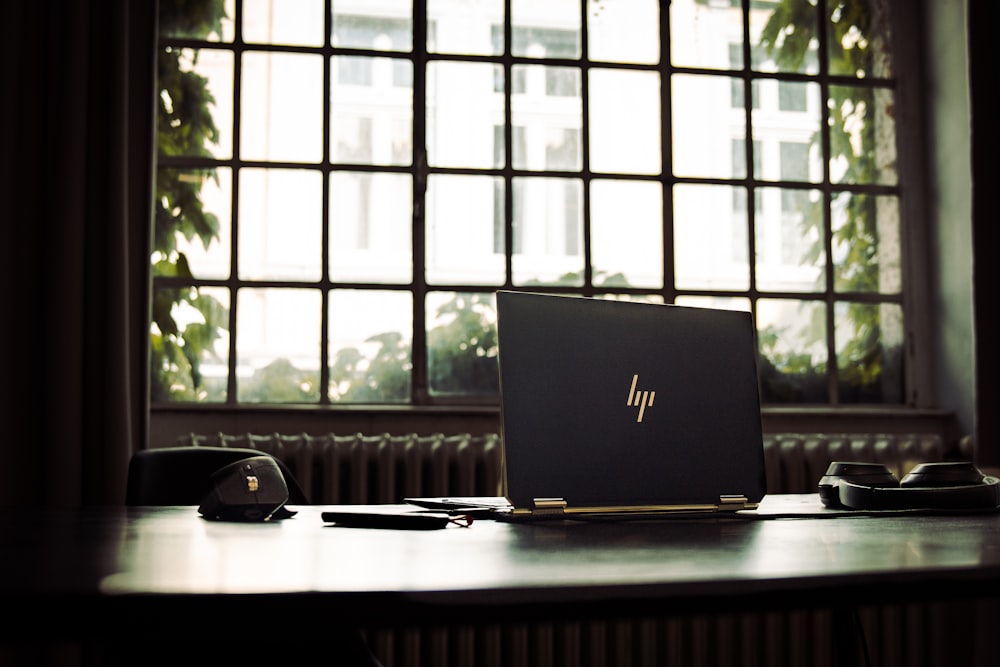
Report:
757,298,828,403
154,168,232,280
670,0,742,70
236,288,320,402
512,177,583,286
778,81,808,112
511,0,581,58
332,1,412,52
511,65,581,171
755,187,824,293
778,141,811,181
672,74,744,179
427,61,504,169
151,286,230,403
589,68,661,175
161,48,234,159
428,0,503,56
159,0,235,42
426,174,505,285
238,168,322,281
599,293,665,305
331,56,413,166
329,290,412,403
675,295,751,312
753,0,820,75
588,0,658,64
673,184,749,291
753,81,822,183
243,0,323,46
591,180,662,288
832,192,901,294
836,301,903,403
828,85,897,185
828,0,893,78
241,52,323,162
331,172,413,283
426,292,499,397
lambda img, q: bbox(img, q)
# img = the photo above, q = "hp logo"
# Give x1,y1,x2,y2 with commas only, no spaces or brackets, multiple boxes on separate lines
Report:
626,374,655,423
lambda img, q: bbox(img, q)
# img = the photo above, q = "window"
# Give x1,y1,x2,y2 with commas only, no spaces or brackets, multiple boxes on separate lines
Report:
153,0,907,409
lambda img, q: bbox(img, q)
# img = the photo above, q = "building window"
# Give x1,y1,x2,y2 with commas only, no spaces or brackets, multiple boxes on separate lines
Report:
153,0,906,408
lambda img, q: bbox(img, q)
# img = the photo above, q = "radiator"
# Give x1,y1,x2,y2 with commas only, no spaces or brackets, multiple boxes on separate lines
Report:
174,431,968,667
175,431,952,502
176,431,505,503
761,431,950,494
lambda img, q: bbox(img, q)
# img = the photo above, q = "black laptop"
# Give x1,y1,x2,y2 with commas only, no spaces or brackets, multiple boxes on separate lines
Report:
407,291,767,519
495,290,766,518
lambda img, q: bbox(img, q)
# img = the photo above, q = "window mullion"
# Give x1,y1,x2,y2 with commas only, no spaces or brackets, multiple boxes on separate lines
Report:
318,1,334,406
815,0,839,405
412,0,430,405
225,0,246,405
660,2,675,303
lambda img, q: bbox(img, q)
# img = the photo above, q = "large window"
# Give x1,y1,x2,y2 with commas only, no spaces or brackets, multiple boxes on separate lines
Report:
153,0,907,409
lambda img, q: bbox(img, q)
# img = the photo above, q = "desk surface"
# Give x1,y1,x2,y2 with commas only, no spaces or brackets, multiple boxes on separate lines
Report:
3,496,999,635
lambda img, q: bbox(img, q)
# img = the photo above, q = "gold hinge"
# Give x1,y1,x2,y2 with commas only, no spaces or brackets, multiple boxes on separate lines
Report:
532,497,568,516
718,495,751,511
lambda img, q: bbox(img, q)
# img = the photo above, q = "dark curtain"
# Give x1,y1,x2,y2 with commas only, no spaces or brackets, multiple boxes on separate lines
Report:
0,1,155,507
969,0,1000,469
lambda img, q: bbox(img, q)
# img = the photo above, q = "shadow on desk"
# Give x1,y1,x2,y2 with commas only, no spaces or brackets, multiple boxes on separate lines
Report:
4,601,995,667
1,631,381,667
355,601,998,667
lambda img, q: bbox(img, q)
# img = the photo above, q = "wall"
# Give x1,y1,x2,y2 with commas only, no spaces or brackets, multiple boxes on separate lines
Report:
924,0,976,441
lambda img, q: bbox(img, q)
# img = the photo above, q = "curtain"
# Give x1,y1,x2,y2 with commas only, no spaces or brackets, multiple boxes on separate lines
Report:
0,1,155,507
969,0,1000,470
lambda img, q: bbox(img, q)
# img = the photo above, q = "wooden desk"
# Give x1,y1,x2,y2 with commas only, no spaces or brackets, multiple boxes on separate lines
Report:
3,496,999,639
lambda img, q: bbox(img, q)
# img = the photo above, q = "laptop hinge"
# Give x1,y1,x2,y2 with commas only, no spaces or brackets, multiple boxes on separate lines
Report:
532,497,568,516
718,494,752,511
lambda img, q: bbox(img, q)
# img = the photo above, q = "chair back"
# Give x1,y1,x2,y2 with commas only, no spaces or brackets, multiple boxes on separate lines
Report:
126,446,309,505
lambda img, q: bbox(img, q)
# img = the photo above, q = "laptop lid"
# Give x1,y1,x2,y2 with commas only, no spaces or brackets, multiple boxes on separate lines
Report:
496,291,767,517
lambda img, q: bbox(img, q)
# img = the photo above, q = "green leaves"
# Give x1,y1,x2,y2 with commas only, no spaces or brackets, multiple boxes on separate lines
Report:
758,0,818,72
156,50,219,159
427,293,500,396
758,0,892,402
158,0,227,42
151,0,229,402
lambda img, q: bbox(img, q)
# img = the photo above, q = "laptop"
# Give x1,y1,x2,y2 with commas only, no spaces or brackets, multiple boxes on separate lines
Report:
407,290,767,519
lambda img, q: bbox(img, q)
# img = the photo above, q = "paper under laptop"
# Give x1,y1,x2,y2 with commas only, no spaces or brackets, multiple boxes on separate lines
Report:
407,291,767,519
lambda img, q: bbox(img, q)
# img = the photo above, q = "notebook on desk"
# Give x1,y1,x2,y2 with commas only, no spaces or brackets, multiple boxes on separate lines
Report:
407,290,767,519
